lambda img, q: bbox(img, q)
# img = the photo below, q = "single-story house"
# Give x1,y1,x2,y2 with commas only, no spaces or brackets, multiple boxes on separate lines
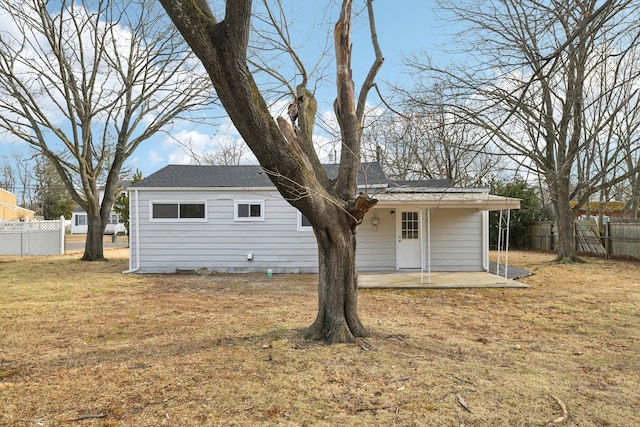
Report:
71,181,128,234
125,163,520,274
71,208,125,235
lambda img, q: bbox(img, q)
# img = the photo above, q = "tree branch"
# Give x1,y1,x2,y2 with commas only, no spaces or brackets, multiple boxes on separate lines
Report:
356,0,384,123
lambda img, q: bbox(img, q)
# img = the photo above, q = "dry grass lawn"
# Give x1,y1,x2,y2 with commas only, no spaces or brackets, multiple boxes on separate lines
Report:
0,249,639,426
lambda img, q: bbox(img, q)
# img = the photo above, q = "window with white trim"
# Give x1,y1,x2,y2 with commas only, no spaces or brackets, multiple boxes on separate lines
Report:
297,211,312,231
75,214,87,226
234,200,265,221
108,214,123,224
150,201,207,222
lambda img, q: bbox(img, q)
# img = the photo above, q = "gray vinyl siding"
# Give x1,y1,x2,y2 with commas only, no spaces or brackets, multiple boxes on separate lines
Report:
356,208,396,270
427,208,483,271
131,189,318,273
129,190,486,274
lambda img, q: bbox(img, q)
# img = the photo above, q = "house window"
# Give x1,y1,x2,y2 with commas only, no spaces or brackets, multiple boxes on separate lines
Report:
234,200,264,221
297,211,312,231
108,214,122,224
150,201,206,222
75,214,87,226
401,211,419,239
180,203,206,218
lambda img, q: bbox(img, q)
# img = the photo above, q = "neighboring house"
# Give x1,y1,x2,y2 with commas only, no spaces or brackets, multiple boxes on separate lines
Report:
572,200,628,224
0,188,35,221
126,163,520,274
70,181,128,234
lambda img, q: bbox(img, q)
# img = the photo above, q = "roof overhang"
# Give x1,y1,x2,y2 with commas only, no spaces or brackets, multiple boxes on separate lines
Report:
126,184,520,210
0,201,36,214
128,184,380,192
372,192,521,211
127,186,276,192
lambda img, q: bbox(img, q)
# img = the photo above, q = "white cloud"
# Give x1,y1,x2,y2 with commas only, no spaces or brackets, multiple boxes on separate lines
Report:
128,99,384,174
161,129,215,164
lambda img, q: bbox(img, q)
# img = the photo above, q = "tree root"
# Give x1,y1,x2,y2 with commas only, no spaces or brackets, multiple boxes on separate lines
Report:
301,323,357,344
553,255,586,264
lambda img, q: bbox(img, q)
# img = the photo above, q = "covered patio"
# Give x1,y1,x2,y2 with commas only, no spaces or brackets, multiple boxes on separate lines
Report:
369,189,522,276
358,266,529,289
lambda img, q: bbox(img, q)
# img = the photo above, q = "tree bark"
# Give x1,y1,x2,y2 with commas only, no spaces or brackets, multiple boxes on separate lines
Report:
304,211,366,343
554,180,578,263
82,205,106,261
159,0,381,343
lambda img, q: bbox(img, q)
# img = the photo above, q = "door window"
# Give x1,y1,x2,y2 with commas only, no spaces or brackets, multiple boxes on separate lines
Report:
401,211,419,239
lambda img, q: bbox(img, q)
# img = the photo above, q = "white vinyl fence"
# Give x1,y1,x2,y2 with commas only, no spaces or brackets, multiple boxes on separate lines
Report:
0,216,65,256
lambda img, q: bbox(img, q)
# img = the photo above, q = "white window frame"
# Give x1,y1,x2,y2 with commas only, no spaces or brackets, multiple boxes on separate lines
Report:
108,213,122,224
234,200,265,222
75,213,87,226
297,211,313,231
149,200,208,222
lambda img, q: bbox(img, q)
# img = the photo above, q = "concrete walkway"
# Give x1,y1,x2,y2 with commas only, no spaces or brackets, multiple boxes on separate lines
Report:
358,269,529,289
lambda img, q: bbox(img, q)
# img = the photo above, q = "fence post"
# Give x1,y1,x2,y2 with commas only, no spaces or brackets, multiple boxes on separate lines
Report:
59,215,65,255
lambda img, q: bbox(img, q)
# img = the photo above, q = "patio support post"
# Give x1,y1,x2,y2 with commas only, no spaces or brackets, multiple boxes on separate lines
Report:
496,210,504,283
427,208,431,284
495,209,511,284
504,208,510,281
419,208,432,285
420,209,424,284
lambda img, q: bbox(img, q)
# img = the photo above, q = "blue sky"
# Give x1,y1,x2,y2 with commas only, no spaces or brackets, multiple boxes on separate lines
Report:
126,1,458,177
0,1,459,180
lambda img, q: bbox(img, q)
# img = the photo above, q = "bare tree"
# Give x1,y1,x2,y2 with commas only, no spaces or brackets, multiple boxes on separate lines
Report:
160,0,382,343
0,0,214,260
363,99,503,187
0,155,16,193
611,60,640,220
574,32,640,224
14,152,38,208
0,152,38,210
199,140,251,166
412,0,640,262
34,154,76,220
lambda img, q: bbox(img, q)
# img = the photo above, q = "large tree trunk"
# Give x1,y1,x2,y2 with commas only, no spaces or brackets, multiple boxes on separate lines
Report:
82,206,105,261
304,211,367,343
160,0,381,343
554,175,579,263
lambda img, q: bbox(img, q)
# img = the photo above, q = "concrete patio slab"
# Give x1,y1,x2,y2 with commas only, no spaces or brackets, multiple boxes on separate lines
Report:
358,270,528,289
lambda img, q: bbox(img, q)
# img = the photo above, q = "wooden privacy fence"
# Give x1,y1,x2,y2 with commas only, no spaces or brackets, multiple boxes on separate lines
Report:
606,222,640,259
529,220,640,260
529,221,556,252
0,217,65,256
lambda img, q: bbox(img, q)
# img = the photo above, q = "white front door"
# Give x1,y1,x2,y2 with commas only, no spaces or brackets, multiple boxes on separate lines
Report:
396,210,422,269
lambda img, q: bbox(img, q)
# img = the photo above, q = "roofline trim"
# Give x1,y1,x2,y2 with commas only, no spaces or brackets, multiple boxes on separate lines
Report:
128,184,387,191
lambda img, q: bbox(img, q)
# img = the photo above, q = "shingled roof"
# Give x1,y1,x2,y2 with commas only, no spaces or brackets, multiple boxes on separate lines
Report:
389,179,450,188
130,162,387,189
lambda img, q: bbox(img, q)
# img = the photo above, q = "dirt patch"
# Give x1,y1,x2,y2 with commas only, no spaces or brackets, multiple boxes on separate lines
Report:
0,250,638,426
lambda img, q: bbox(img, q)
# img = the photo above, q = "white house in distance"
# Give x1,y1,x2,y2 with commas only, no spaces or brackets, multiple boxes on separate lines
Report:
71,181,128,234
125,163,520,274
